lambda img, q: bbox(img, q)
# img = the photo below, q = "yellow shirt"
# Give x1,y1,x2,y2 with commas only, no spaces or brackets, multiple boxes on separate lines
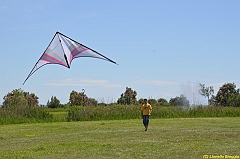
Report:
141,103,152,115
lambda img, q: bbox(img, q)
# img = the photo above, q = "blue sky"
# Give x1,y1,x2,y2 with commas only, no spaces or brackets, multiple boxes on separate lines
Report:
0,0,239,105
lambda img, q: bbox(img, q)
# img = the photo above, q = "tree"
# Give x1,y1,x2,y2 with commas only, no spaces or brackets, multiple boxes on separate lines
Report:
157,98,169,106
148,98,157,105
89,98,98,106
2,88,39,108
214,83,240,107
169,95,189,106
117,87,137,105
138,98,144,105
169,97,178,106
198,83,214,105
69,90,91,106
178,95,190,106
24,92,39,107
47,96,61,108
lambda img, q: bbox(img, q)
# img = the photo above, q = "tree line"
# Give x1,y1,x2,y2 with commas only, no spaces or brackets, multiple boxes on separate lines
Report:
199,83,240,107
1,83,240,108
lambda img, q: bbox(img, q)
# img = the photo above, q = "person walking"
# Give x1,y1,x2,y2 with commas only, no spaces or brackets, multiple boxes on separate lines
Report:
141,99,152,131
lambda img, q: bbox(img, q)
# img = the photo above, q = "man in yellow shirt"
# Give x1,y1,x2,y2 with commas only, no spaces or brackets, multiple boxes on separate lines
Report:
141,99,152,131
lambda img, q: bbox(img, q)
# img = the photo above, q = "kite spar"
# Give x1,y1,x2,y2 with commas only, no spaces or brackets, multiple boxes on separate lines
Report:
23,32,117,85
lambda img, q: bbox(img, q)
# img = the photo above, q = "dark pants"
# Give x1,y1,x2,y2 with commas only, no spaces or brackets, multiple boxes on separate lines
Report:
142,115,150,126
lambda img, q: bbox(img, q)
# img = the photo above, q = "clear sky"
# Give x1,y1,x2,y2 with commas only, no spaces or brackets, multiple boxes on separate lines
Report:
0,0,239,105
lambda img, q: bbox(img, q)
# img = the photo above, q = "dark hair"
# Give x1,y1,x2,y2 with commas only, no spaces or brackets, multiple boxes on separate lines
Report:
144,98,147,101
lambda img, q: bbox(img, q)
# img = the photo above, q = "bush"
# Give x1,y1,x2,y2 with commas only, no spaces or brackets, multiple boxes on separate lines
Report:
1,104,240,124
66,105,141,121
0,106,53,125
66,105,240,122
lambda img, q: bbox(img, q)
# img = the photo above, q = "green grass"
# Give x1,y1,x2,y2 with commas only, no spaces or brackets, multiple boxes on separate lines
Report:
50,111,67,122
0,117,239,159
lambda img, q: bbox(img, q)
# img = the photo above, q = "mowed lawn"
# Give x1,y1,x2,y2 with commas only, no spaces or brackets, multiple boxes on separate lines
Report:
0,118,239,159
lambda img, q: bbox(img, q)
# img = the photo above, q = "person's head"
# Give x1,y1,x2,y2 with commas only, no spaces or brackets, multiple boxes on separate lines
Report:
144,98,148,104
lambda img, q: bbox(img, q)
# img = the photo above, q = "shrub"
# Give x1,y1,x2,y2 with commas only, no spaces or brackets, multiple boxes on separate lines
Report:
0,106,53,125
66,105,141,121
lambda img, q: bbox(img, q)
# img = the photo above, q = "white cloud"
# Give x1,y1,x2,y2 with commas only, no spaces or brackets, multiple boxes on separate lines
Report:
43,77,122,88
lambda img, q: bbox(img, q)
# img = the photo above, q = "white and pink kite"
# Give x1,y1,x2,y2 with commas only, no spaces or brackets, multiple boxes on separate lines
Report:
23,32,117,85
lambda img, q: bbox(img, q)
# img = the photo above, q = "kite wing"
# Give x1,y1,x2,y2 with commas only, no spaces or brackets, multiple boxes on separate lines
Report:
23,32,117,85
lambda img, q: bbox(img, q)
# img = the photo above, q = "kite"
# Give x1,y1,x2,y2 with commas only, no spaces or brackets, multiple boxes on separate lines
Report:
23,32,117,85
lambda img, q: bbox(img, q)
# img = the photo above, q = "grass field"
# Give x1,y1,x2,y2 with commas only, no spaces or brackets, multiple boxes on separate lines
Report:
0,117,239,159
